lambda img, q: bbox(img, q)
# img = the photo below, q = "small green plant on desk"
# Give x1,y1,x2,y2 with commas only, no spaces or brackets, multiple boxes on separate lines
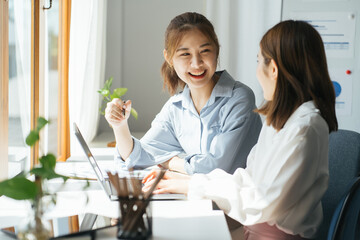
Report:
98,76,138,120
0,117,87,240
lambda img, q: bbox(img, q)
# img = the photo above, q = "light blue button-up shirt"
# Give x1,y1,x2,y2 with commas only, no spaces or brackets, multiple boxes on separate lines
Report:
116,70,262,174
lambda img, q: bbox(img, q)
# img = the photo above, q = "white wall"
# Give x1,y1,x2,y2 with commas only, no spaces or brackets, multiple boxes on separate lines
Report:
99,0,206,134
100,0,359,135
206,0,282,109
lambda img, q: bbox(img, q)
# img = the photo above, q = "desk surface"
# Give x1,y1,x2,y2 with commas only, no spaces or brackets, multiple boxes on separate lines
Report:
0,159,232,239
0,190,232,239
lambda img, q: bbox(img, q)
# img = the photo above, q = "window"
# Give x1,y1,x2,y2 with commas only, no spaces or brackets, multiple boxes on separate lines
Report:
8,0,32,178
0,0,71,180
45,0,59,155
0,0,9,180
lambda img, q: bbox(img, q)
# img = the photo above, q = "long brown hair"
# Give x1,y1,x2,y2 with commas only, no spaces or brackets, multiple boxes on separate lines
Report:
161,12,220,95
257,20,338,132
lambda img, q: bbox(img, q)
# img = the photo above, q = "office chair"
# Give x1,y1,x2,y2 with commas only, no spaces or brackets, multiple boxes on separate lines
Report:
316,129,360,240
327,176,360,240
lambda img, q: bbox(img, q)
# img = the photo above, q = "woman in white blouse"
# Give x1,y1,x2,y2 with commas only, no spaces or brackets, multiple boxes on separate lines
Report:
143,20,338,239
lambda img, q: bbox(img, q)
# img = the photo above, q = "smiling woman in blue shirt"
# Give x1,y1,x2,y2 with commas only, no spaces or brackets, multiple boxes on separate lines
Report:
104,12,262,175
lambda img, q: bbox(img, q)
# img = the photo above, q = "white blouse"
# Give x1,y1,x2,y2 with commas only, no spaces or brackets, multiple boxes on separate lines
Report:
188,101,329,238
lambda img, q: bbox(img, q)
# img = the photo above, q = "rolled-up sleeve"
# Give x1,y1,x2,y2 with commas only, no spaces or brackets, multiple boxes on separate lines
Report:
116,100,184,169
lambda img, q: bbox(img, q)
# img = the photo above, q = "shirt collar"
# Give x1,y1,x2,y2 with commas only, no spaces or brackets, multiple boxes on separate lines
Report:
284,101,320,127
170,70,235,108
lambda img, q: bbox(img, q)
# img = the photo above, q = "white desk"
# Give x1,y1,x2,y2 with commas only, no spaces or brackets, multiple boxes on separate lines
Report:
1,156,233,239
0,189,232,239
65,211,231,240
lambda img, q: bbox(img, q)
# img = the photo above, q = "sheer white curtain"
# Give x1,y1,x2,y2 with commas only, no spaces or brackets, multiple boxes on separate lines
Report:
13,0,31,141
69,0,107,155
205,0,282,107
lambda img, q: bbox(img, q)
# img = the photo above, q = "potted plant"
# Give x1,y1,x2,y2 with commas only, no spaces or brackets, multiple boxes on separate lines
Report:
0,117,70,240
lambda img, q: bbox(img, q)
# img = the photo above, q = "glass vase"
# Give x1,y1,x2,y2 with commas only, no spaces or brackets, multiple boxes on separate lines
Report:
17,197,52,240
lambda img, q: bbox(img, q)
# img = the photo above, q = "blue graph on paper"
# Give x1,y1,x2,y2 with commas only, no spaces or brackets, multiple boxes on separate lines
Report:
332,81,342,97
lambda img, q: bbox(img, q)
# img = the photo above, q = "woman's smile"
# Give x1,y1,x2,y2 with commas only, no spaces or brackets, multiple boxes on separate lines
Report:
189,70,207,79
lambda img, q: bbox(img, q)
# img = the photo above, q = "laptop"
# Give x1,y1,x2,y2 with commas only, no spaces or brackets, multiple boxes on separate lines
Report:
73,122,186,201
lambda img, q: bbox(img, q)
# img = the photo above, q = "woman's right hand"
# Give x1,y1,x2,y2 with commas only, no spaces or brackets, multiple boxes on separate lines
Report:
105,99,132,128
142,169,190,195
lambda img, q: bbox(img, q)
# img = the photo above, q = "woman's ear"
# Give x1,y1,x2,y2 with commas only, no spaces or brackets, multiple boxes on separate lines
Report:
163,49,172,66
270,59,278,81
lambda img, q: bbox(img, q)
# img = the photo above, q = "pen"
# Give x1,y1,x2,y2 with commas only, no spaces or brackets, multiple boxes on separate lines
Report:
122,100,126,117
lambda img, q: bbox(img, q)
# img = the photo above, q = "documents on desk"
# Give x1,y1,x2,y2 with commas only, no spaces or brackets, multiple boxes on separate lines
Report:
55,160,185,201
54,160,144,180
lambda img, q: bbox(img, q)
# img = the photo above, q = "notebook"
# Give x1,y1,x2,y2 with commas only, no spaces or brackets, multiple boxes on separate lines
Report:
73,122,186,201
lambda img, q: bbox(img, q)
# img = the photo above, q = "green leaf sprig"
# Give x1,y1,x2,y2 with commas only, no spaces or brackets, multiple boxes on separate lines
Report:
25,117,49,146
0,117,69,201
98,77,138,120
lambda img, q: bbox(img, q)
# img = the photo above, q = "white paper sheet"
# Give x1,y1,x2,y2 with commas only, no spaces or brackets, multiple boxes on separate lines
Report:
289,11,356,58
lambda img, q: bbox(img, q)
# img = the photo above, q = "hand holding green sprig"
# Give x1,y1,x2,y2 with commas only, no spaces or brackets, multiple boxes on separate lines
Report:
98,77,138,120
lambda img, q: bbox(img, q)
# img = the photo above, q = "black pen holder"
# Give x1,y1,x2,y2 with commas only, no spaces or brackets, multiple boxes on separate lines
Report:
117,197,152,240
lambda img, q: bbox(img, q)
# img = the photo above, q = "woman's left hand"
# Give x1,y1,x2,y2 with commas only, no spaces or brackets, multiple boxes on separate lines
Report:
142,170,191,195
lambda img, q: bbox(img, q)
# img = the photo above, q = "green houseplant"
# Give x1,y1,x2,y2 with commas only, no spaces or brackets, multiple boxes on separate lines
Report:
0,117,70,240
98,77,138,120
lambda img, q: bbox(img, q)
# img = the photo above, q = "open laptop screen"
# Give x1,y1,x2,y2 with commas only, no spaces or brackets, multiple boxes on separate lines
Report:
73,122,186,201
73,123,111,196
